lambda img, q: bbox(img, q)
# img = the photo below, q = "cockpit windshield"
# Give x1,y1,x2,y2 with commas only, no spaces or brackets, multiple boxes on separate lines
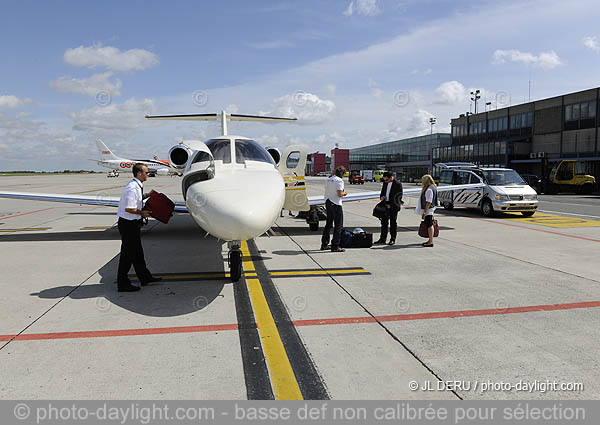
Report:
482,169,526,185
205,139,231,164
235,139,274,165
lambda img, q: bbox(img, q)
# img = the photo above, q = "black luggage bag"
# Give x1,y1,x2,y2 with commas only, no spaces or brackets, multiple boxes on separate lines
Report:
351,232,373,248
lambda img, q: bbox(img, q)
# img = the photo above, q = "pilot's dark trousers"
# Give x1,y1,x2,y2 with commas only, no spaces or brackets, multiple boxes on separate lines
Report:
117,217,152,286
321,199,344,249
380,208,399,241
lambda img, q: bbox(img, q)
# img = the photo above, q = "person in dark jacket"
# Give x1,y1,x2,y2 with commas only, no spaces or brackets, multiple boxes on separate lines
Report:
374,172,403,245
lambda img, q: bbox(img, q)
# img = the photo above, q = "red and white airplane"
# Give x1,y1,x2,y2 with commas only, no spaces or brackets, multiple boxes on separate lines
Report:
0,111,482,281
91,140,175,176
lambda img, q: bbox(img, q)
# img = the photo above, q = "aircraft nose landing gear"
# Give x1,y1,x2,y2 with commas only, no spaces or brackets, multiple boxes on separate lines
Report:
228,243,243,282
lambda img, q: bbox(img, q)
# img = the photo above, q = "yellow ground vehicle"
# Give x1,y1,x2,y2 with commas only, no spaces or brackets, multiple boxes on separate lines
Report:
373,170,386,182
548,160,596,194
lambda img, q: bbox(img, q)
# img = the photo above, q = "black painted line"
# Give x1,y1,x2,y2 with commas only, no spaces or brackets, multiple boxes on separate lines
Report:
247,239,330,400
233,270,274,400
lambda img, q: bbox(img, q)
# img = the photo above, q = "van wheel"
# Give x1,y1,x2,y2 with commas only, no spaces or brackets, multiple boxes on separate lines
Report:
481,199,494,217
580,184,593,194
443,202,454,210
521,211,535,217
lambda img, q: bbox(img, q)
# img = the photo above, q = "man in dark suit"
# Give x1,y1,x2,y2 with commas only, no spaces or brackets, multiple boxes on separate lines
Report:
374,172,403,245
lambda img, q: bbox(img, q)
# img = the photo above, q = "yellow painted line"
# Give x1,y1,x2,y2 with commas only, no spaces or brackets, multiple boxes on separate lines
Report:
285,187,306,191
270,269,366,276
0,228,51,232
505,213,600,228
241,240,303,400
283,176,305,180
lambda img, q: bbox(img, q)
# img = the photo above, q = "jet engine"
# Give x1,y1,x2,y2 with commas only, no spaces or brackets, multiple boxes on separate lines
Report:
266,147,281,165
168,143,192,171
181,141,215,199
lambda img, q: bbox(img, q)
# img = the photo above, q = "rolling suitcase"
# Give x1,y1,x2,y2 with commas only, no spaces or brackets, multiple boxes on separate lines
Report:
143,191,175,224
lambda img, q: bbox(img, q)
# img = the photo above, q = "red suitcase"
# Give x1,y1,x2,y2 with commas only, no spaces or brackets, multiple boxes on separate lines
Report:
143,191,175,224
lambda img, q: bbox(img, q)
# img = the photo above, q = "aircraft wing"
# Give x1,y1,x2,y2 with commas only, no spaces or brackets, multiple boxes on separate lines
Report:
0,191,189,213
307,183,484,206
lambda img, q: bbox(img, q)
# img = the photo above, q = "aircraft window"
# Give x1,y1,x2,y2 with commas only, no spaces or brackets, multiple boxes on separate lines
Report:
205,139,231,164
235,139,274,164
286,151,301,168
191,151,212,164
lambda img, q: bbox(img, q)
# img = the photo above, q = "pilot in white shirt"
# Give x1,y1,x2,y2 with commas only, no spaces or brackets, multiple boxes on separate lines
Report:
116,164,161,292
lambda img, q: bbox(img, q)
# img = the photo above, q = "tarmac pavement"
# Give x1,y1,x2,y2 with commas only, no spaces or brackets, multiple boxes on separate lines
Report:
0,174,599,399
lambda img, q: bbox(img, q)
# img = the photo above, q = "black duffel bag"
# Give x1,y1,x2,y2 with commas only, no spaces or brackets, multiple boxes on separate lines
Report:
372,201,388,219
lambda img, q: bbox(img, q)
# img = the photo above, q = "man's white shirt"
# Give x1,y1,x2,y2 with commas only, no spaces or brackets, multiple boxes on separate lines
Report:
325,175,344,206
385,181,392,201
117,178,143,220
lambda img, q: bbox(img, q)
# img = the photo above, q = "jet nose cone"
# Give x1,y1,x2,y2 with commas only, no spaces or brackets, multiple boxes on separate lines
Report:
186,171,285,241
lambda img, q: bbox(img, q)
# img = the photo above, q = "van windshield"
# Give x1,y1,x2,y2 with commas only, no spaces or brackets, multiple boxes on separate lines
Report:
482,170,526,185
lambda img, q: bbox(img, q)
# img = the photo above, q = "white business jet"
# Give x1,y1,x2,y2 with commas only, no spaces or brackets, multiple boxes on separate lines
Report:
0,110,482,281
91,140,174,176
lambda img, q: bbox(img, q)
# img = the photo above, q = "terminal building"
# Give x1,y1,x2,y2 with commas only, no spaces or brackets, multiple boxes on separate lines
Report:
349,133,451,181
440,87,600,181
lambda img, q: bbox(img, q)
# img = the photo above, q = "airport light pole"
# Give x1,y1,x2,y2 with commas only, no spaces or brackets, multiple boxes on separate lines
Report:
429,117,436,135
470,89,481,114
485,101,492,112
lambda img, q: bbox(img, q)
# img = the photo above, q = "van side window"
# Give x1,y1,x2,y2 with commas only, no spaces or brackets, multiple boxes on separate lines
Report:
440,170,453,185
456,171,470,184
469,173,481,184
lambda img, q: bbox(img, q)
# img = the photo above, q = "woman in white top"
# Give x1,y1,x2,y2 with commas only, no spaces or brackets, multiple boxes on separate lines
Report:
414,174,437,247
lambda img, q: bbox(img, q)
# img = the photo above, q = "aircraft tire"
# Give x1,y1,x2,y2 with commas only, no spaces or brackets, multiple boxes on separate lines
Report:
230,250,242,282
309,221,319,231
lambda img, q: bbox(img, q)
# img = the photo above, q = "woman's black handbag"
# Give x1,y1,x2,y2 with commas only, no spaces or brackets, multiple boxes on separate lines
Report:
372,201,388,219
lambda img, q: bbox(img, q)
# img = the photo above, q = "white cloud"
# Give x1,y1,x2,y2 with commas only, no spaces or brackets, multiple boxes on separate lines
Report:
324,84,336,96
368,78,384,98
0,95,32,109
582,36,600,52
492,49,563,70
434,81,467,105
50,72,122,97
261,92,336,124
63,43,159,72
343,0,381,16
69,98,157,137
405,109,435,135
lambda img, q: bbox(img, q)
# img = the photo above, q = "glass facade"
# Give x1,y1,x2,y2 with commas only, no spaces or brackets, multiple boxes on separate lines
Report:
349,134,451,182
349,134,451,163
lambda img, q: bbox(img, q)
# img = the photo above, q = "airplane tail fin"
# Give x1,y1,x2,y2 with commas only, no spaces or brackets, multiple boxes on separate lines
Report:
95,139,120,161
278,145,310,212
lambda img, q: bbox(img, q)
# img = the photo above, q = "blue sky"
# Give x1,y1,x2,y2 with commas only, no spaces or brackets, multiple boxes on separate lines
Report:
1,0,600,170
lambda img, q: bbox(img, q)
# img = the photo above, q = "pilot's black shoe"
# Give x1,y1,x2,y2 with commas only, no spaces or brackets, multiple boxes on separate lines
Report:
118,284,141,292
374,239,386,245
388,239,396,246
320,244,330,250
141,276,163,286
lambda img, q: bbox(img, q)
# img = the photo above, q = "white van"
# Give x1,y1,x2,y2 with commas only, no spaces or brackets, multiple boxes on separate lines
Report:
437,164,538,217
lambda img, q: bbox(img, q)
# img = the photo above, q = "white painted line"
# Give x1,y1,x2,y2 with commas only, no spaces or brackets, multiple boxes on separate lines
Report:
538,210,600,219
540,200,600,208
